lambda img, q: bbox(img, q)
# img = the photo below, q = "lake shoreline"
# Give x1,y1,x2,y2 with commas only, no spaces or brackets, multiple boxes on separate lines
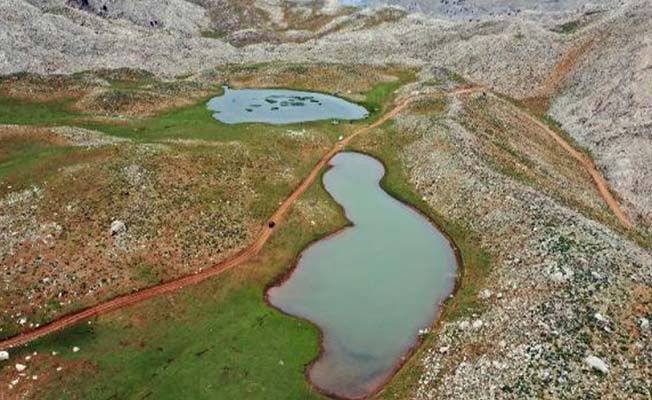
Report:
207,86,369,125
264,151,461,400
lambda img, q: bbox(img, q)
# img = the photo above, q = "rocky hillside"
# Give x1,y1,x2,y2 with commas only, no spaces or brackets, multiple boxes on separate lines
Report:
346,0,619,21
549,1,652,236
372,73,652,400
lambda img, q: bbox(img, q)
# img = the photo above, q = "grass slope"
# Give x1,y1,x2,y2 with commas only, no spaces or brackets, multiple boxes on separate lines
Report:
0,69,419,398
13,177,345,399
3,66,638,400
0,97,83,125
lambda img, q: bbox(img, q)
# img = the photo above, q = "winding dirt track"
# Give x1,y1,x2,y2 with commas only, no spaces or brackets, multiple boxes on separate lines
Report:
505,99,635,229
0,92,423,350
0,85,631,350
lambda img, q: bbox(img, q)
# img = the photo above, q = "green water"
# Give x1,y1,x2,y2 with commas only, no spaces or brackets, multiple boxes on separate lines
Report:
268,152,457,398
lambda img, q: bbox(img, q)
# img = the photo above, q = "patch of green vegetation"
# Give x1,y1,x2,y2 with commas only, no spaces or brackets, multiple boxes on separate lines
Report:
495,92,595,161
553,20,581,34
175,72,194,80
359,71,416,120
0,96,83,125
450,71,467,85
200,29,227,39
19,171,344,400
487,143,538,187
83,94,259,142
348,123,491,399
80,92,349,144
82,81,388,144
550,234,576,255
0,67,415,146
135,263,161,285
0,128,115,196
0,145,65,181
409,97,448,115
0,138,102,197
360,81,397,115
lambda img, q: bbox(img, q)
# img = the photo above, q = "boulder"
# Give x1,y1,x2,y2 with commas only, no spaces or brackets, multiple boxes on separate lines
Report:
0,350,9,361
594,313,609,324
640,318,650,331
110,220,126,236
584,355,609,374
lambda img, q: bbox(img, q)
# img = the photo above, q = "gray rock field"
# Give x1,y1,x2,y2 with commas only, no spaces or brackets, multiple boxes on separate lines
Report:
347,0,618,21
393,84,652,398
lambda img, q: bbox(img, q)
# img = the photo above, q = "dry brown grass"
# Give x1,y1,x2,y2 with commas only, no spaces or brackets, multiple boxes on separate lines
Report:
218,63,405,99
0,352,96,399
282,5,352,32
619,284,651,341
537,38,596,98
0,125,68,160
520,95,551,117
73,88,211,117
408,96,448,115
458,93,614,225
0,74,88,103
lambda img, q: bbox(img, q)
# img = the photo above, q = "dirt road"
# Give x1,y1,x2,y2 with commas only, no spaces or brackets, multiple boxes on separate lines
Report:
0,91,422,350
1,85,630,350
505,99,635,230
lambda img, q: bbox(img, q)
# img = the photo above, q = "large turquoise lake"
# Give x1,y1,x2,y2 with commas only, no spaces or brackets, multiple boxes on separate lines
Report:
268,152,457,399
206,87,369,124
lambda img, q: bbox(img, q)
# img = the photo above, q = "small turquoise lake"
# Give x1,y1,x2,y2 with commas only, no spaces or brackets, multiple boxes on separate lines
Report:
268,152,457,399
206,87,369,124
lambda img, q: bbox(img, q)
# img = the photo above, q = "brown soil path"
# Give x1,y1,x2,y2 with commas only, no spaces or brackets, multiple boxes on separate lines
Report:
0,85,631,351
505,99,635,229
0,89,439,350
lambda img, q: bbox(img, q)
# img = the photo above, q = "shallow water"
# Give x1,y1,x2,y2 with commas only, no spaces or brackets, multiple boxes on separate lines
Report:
268,152,457,398
206,87,368,124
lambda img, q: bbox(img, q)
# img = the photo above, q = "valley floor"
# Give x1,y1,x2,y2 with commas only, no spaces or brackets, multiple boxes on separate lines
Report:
0,63,650,399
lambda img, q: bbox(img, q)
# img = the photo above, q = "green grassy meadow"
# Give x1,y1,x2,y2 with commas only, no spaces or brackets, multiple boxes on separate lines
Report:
21,177,345,399
0,69,415,398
